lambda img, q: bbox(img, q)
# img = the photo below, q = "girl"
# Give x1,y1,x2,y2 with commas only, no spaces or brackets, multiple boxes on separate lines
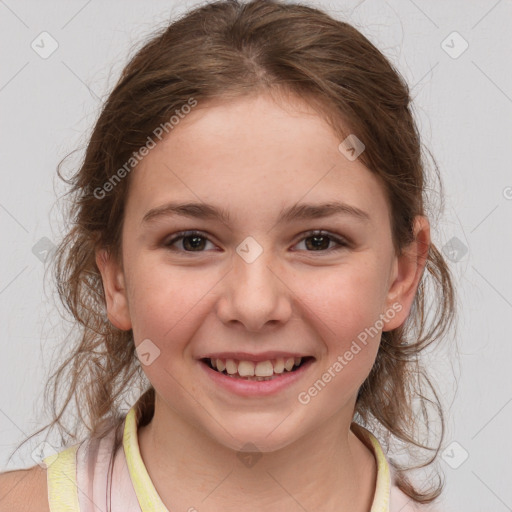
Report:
0,1,455,511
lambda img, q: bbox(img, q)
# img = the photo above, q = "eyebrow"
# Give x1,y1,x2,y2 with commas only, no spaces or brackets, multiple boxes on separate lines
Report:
141,200,371,226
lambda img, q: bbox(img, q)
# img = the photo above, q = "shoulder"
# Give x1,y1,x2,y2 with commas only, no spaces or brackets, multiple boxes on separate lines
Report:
0,465,50,512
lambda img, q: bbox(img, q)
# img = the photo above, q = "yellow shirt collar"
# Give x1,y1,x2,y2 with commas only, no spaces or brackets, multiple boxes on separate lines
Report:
123,405,391,512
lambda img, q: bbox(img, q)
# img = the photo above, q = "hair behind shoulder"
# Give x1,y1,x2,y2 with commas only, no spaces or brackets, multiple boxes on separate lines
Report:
10,0,456,505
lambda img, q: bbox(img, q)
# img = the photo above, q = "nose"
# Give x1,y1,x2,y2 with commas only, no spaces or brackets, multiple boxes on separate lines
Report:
215,247,293,332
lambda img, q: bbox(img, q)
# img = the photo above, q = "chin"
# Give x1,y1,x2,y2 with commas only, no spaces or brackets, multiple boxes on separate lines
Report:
207,419,303,454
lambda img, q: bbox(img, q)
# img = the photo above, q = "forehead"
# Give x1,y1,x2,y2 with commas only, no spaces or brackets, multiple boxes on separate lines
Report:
124,93,390,227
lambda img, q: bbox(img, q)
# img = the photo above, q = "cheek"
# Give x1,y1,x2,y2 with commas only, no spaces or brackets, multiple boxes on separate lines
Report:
127,260,221,355
298,272,383,400
294,262,386,387
299,261,387,331
127,270,210,389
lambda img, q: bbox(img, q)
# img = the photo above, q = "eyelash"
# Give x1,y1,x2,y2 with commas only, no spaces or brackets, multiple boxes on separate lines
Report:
162,230,349,255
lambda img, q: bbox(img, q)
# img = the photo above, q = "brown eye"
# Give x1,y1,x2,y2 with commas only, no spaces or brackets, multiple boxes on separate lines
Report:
162,229,349,255
164,231,214,252
295,230,349,253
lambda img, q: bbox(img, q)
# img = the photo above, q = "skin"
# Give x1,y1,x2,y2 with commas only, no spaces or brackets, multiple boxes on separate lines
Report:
96,92,430,512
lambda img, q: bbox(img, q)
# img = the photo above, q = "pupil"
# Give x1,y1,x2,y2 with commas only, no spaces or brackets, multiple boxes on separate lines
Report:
184,235,205,251
306,235,328,250
183,235,329,251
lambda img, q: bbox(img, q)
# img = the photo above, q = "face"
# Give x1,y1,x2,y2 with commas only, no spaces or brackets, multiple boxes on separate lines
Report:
96,92,429,452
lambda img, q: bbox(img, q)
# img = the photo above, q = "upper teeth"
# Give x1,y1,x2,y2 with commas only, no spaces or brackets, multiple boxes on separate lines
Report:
210,357,302,377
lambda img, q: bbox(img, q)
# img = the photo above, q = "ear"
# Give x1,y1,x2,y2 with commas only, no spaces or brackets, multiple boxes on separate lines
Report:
382,215,430,331
95,248,132,331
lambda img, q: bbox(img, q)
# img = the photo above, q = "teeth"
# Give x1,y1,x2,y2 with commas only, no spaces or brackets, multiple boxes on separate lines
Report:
254,360,274,377
273,358,285,373
208,356,304,376
225,359,238,375
284,357,295,371
226,374,274,381
238,360,255,377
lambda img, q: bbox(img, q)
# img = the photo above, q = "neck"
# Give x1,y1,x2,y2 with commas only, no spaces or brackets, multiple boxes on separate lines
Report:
137,394,377,512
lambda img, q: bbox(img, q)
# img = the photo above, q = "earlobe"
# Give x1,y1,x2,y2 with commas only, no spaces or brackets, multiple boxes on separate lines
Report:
383,216,430,331
95,248,132,331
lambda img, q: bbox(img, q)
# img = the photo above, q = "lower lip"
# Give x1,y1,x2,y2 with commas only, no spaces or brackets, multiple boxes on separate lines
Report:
198,358,315,397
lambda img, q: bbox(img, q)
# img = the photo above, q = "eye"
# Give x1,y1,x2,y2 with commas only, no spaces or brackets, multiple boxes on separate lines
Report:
163,230,349,254
293,230,349,253
163,231,216,252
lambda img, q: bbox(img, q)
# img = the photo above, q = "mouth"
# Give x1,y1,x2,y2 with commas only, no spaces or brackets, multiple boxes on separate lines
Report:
200,356,315,381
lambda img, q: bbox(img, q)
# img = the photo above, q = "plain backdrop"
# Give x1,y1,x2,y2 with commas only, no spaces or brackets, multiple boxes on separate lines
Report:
1,1,511,511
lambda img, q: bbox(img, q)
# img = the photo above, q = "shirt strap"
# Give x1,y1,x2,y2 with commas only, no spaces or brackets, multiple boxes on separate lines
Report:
123,406,169,512
351,423,391,512
365,430,391,512
45,444,81,512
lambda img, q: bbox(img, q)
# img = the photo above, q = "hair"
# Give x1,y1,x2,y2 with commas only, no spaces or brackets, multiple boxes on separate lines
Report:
9,0,456,507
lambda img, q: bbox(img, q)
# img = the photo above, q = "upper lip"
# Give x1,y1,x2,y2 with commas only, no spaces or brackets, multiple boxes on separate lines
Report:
199,351,314,362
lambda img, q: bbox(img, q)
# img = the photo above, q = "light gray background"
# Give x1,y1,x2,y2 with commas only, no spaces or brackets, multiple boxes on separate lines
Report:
1,1,511,511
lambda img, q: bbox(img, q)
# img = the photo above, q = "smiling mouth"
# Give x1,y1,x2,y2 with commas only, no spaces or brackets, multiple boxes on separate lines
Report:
200,356,315,381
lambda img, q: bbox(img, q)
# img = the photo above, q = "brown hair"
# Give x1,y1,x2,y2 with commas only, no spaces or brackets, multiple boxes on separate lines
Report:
10,0,456,507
